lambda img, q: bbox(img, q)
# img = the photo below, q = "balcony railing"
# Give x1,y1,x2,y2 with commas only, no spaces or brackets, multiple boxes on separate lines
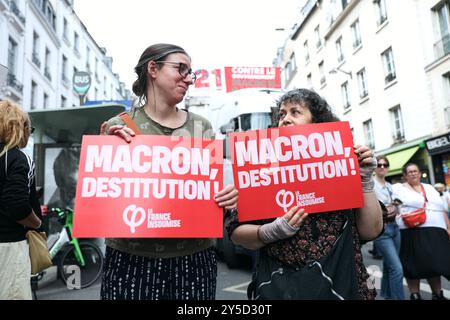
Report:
6,73,23,94
32,52,41,68
445,106,450,128
62,74,69,84
9,0,26,25
31,0,56,31
385,72,396,84
392,131,405,143
44,67,52,81
360,91,369,99
434,34,450,61
377,15,387,26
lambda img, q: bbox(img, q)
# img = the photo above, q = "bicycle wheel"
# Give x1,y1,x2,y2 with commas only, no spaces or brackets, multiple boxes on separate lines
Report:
59,241,104,289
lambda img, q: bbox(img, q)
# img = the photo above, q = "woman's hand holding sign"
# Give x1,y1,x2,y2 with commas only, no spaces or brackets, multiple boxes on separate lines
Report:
354,144,377,193
258,206,308,244
353,144,383,240
214,185,239,210
100,122,136,143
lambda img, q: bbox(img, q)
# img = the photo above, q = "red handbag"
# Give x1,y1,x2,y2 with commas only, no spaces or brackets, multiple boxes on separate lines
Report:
402,184,427,228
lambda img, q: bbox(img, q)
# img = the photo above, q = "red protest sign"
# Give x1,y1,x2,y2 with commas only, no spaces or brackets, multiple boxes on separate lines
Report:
230,122,363,222
224,67,281,93
73,135,223,238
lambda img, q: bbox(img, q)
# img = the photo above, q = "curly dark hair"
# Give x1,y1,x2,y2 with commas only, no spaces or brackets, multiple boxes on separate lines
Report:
276,88,340,124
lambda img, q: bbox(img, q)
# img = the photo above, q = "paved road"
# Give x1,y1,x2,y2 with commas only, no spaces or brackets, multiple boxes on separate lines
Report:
34,242,449,300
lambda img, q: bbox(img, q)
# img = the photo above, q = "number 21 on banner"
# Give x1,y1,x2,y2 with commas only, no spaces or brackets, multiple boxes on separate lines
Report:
194,69,223,90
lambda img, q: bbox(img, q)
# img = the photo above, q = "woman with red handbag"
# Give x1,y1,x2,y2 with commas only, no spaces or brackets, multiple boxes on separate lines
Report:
392,163,450,300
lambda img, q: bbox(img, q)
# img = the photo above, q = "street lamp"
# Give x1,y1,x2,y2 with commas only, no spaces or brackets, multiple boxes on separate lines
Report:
329,67,353,79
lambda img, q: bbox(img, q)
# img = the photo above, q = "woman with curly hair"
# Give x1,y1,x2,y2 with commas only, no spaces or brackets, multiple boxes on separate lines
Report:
0,100,42,299
226,88,383,300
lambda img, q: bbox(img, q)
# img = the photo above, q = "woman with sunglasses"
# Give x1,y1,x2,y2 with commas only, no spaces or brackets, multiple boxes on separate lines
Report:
99,44,238,300
372,155,404,300
0,100,42,299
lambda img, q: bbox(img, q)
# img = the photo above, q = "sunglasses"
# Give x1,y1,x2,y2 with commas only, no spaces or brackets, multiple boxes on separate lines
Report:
156,61,197,84
25,124,35,134
377,163,389,168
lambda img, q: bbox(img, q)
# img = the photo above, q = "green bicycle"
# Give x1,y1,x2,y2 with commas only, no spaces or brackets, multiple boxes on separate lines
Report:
31,207,104,297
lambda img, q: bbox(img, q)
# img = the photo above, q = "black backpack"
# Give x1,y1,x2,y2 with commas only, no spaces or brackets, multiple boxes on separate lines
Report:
248,219,360,300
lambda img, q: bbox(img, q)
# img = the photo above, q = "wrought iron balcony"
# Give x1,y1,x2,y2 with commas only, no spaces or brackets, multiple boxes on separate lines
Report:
32,52,41,68
385,72,396,84
434,34,450,61
6,73,23,94
392,131,405,144
44,67,52,81
61,74,69,87
9,0,26,25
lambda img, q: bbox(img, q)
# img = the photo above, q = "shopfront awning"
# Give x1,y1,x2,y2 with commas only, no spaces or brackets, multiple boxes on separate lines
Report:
385,146,420,177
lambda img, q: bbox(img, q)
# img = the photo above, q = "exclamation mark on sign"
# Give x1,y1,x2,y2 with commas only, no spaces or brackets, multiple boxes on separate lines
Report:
349,158,357,175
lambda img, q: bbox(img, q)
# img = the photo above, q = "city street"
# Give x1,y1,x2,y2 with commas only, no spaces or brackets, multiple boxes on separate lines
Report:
33,241,450,301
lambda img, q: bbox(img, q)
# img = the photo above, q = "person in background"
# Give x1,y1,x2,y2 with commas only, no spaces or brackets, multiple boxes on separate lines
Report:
99,43,238,300
392,163,450,300
373,155,404,300
227,88,383,300
434,182,450,217
369,242,382,260
0,100,42,300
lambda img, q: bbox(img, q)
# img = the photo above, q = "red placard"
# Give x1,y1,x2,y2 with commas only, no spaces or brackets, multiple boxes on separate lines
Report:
224,67,281,93
230,122,363,222
73,135,223,238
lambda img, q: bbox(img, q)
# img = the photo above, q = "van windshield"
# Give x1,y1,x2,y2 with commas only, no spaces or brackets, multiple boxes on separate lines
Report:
239,112,271,131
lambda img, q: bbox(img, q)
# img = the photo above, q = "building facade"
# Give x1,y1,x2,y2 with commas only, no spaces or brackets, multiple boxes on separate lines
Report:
276,0,450,184
0,0,129,110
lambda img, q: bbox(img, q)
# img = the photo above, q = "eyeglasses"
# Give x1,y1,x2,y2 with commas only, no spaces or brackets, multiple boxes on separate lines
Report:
156,61,197,84
25,124,35,134
377,163,389,168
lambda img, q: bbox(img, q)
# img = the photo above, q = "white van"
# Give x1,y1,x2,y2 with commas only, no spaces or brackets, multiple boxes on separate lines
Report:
204,88,285,268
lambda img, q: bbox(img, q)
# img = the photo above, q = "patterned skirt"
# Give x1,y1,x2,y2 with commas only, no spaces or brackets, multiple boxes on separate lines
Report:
100,246,217,300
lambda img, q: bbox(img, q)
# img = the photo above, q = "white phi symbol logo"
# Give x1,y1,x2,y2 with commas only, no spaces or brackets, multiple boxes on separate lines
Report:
276,190,295,213
123,205,146,234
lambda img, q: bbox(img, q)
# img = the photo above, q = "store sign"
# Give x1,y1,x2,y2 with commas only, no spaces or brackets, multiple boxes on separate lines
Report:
73,71,91,95
425,133,450,155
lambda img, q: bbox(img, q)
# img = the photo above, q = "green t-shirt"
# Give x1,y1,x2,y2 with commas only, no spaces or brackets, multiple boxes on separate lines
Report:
104,107,216,258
